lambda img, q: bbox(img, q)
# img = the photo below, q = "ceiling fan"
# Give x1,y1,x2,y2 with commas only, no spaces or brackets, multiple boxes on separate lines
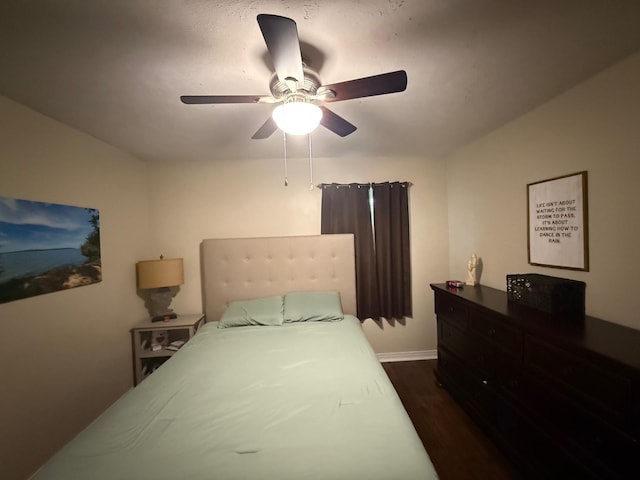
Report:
180,14,408,139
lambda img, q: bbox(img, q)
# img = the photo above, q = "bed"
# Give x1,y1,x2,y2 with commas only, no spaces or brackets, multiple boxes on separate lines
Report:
32,234,438,479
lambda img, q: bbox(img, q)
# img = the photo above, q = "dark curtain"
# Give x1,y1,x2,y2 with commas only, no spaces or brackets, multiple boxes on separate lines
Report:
320,182,412,320
320,183,379,319
373,182,412,318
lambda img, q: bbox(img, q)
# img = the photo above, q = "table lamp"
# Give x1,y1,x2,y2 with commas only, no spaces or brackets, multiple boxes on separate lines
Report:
136,256,184,322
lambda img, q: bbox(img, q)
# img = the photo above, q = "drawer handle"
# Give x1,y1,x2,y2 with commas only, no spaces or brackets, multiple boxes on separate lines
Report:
447,306,454,313
487,328,496,336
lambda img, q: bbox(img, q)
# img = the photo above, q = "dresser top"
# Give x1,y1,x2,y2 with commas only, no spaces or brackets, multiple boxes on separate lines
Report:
431,283,640,372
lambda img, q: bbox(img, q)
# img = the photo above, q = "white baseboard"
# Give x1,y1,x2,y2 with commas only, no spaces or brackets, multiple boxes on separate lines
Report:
377,350,438,363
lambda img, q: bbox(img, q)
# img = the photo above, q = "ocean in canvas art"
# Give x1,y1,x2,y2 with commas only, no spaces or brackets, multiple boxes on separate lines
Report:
0,196,101,303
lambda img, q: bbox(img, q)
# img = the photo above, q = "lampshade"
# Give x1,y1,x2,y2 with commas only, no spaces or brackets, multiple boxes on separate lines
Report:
136,258,184,289
272,100,322,136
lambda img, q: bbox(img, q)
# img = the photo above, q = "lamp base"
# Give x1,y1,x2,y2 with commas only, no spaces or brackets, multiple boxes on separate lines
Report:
151,312,178,322
144,286,178,321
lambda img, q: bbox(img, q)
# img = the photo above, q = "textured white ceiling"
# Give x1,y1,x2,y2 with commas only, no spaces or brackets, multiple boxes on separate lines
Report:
1,0,639,163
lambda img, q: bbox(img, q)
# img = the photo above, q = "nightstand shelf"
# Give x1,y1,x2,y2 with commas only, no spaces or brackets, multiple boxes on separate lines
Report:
131,313,205,385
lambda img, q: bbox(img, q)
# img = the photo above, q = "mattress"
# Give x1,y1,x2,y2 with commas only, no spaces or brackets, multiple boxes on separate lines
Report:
32,317,438,479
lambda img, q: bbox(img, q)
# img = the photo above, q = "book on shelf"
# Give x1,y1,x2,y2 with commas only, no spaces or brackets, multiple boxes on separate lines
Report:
166,340,186,351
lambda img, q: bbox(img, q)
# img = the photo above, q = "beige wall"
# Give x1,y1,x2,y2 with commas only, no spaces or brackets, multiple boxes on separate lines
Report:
145,154,450,354
0,97,150,480
446,53,640,329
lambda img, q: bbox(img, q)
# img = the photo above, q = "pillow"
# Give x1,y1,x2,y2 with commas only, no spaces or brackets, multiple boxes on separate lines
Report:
283,291,344,322
218,295,284,328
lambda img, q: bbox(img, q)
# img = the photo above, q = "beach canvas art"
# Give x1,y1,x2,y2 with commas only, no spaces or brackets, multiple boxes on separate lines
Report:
0,196,101,303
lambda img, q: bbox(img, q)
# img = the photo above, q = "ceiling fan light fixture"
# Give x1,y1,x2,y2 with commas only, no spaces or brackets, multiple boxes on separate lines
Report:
181,14,408,140
272,97,322,135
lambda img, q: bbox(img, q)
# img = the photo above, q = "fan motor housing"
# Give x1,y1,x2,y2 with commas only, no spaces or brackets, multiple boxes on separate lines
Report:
269,67,321,98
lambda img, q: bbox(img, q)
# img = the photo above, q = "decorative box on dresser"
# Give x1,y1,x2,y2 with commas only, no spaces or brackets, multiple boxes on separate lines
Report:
431,283,639,480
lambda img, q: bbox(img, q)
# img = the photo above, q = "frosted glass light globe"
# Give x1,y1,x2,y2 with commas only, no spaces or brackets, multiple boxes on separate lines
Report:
272,101,322,135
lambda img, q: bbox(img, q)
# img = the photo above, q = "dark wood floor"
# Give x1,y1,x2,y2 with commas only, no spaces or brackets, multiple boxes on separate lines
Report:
383,359,523,480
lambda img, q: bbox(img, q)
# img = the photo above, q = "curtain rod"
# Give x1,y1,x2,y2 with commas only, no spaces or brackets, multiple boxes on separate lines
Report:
316,182,412,189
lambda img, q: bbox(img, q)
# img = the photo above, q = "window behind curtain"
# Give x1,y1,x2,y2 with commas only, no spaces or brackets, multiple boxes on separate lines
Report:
320,182,412,320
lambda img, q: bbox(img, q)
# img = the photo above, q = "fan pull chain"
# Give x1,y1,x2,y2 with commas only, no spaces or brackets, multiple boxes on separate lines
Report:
283,130,288,187
308,133,314,190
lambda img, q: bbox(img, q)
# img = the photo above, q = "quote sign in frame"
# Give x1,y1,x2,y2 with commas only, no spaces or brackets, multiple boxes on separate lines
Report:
527,171,589,271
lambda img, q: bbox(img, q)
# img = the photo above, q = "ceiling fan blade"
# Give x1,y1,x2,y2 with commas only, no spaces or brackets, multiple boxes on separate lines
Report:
180,95,264,104
319,106,357,137
257,14,304,85
320,70,407,103
251,116,278,139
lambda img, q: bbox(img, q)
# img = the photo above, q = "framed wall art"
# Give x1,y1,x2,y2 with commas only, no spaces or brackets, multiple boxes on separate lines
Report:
527,171,589,271
0,196,101,303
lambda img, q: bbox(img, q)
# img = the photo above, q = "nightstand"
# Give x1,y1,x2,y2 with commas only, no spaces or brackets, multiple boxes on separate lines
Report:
131,313,205,385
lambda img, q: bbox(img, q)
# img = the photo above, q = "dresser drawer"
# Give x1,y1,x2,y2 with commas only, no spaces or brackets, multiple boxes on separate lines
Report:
491,351,522,403
441,320,510,388
524,335,634,434
521,374,638,478
438,346,476,395
440,319,475,363
470,308,522,358
435,292,469,331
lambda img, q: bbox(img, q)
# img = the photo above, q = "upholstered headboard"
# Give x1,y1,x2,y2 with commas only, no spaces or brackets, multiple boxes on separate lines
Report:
201,234,356,321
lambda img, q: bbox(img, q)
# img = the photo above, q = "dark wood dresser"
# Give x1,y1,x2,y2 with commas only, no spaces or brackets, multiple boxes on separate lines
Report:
431,283,640,480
